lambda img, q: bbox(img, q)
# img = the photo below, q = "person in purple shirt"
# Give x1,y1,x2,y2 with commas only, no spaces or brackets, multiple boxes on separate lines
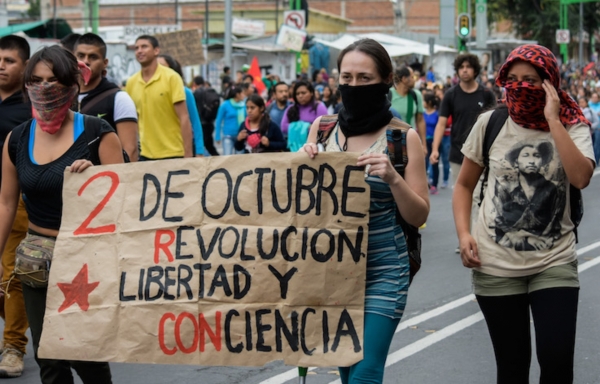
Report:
280,80,328,135
280,81,328,151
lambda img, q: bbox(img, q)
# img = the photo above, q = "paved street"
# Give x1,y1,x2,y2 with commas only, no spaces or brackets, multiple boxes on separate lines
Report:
5,169,600,384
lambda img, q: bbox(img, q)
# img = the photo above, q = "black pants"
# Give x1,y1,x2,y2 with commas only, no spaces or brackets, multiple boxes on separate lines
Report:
202,121,220,156
476,287,579,384
22,284,112,384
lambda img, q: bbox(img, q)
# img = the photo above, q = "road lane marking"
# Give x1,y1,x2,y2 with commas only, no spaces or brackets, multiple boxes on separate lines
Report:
327,313,486,384
261,242,600,384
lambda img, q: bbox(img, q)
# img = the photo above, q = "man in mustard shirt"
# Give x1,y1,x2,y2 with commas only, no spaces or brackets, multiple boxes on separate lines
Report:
126,35,193,160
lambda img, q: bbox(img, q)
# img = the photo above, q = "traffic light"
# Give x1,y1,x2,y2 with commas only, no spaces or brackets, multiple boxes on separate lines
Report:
457,13,471,38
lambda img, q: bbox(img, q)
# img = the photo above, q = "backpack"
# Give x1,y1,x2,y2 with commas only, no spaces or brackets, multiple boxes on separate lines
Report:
317,115,422,283
83,115,130,164
479,106,583,242
387,89,419,122
200,89,221,122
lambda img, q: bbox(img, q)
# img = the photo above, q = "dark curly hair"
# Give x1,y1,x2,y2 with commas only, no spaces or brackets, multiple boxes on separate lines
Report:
453,53,481,78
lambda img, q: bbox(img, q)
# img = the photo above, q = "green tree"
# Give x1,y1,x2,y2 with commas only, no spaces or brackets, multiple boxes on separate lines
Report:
28,0,41,19
486,0,600,50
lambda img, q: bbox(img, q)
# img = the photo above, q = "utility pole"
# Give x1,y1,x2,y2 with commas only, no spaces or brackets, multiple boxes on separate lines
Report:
224,0,232,68
579,1,584,65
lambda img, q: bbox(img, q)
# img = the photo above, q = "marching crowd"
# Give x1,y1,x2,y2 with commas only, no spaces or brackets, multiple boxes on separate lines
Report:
0,30,596,384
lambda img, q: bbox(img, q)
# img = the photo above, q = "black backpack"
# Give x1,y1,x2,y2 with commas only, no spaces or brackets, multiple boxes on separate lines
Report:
479,106,583,242
317,115,422,283
200,89,221,122
83,115,130,164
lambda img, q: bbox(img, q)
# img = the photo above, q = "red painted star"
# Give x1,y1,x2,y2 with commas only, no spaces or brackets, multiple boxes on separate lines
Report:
57,264,100,313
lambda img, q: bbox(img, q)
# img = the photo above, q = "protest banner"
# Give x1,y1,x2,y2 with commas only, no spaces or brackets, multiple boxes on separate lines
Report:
38,153,370,367
155,29,205,66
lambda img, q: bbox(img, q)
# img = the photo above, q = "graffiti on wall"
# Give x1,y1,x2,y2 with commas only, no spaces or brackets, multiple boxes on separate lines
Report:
106,43,139,86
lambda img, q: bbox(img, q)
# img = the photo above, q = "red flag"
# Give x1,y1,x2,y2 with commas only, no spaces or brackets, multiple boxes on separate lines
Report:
248,56,266,95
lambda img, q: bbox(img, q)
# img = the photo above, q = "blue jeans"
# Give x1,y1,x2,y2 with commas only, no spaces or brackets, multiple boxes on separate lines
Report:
338,313,401,384
428,136,450,187
221,135,238,156
593,129,600,166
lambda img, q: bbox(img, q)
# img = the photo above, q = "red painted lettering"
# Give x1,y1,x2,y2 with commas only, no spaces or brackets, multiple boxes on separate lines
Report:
175,312,199,354
199,311,222,352
154,230,175,264
73,171,120,235
158,313,177,355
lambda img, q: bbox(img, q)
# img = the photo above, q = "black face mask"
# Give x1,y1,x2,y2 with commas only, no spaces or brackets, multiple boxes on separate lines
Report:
337,82,393,142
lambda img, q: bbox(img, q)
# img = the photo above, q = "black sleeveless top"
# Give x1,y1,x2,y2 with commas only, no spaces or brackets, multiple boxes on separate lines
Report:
8,114,115,230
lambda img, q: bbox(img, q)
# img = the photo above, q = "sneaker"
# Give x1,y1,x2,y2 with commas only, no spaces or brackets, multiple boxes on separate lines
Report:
441,181,448,189
430,186,438,195
0,345,24,378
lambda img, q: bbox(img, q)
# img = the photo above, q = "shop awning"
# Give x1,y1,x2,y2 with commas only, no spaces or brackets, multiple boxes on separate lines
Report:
0,18,73,39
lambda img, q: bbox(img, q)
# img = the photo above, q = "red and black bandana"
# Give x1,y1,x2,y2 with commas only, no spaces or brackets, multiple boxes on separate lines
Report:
496,44,588,131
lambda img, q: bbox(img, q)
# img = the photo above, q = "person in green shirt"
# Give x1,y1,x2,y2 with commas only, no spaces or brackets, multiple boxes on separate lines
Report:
390,66,427,154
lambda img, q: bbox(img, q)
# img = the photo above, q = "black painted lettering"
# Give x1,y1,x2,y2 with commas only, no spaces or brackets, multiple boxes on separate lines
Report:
281,226,299,262
202,169,232,219
177,264,194,300
275,310,299,352
163,266,176,300
267,265,298,299
233,264,251,299
338,227,365,263
195,263,211,298
301,308,316,355
162,170,189,222
331,309,361,353
257,228,279,260
271,169,292,213
218,226,239,259
254,168,271,214
245,311,253,351
197,227,221,261
176,226,194,260
233,170,253,216
255,309,272,352
225,310,243,353
310,229,335,263
138,269,144,300
316,163,338,216
322,310,329,353
295,164,318,215
207,265,232,297
119,272,135,301
240,228,255,261
144,266,164,301
341,166,367,218
139,173,161,221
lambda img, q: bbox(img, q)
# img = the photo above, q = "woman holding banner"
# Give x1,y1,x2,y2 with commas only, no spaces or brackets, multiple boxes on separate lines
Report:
0,45,124,383
301,39,430,383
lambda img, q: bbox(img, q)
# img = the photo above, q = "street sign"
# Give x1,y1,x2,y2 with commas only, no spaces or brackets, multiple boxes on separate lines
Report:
283,10,306,30
556,29,570,44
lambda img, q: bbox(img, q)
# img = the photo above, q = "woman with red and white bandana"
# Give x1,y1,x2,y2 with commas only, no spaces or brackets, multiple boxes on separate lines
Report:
454,44,595,383
0,45,123,383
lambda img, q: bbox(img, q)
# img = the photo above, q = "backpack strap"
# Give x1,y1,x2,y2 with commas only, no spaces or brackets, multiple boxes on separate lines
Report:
316,114,339,146
82,114,104,165
80,88,119,115
386,117,411,178
479,106,509,206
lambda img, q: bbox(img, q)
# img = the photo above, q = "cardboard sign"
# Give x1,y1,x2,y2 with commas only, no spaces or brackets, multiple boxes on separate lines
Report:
38,153,369,367
155,29,205,66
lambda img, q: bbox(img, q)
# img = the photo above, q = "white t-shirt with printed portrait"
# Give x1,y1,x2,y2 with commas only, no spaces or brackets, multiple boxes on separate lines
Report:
462,110,595,277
